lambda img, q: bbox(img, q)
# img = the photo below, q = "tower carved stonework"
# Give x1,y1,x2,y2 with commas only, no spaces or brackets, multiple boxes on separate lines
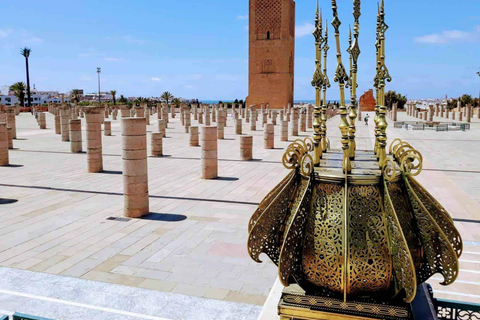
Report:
246,0,295,109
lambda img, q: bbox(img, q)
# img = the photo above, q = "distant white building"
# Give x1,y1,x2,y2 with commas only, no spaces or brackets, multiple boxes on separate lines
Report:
0,87,70,106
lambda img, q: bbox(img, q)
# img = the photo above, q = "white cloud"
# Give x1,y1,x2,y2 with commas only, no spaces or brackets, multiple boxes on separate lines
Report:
237,15,248,20
122,35,146,44
296,22,314,38
105,57,125,62
414,27,480,44
21,37,43,45
0,29,13,38
151,77,162,82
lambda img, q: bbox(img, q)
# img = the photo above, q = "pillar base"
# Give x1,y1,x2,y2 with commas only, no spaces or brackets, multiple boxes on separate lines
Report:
278,285,412,320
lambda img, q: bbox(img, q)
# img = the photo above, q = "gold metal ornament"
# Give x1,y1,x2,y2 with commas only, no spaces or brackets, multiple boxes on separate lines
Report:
248,1,463,319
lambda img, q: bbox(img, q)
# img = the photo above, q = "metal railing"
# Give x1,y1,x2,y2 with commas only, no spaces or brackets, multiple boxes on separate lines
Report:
393,121,470,131
0,313,54,320
434,299,480,320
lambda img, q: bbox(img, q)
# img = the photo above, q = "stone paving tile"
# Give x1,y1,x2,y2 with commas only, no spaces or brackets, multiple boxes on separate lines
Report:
0,111,479,308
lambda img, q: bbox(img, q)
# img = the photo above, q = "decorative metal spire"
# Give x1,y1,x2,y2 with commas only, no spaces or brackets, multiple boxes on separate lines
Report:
321,20,330,153
331,0,351,173
348,0,361,160
312,0,325,165
375,0,391,168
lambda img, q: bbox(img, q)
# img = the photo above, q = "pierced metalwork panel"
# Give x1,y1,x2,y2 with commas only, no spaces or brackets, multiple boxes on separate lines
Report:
302,182,344,293
384,180,417,303
347,185,392,295
404,177,459,285
248,170,295,233
387,180,423,269
279,177,313,286
408,177,462,257
248,171,298,265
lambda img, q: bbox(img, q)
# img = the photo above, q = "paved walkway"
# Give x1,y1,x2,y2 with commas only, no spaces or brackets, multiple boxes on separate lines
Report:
0,109,479,319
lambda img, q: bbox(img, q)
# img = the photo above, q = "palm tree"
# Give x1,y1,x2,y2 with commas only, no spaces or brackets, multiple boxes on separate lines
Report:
20,48,32,108
110,90,117,105
477,68,480,77
118,95,127,104
71,89,81,103
10,82,26,107
161,91,174,105
172,98,181,108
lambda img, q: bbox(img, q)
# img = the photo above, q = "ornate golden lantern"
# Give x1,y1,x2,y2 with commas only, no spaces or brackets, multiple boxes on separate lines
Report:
247,1,462,319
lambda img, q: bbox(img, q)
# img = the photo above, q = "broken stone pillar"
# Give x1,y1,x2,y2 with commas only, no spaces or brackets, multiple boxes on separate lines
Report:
440,106,445,118
184,107,191,133
307,105,313,128
236,118,242,135
392,103,398,122
158,119,166,138
38,112,46,129
262,111,267,128
136,106,145,118
271,111,278,125
240,136,253,161
264,123,274,149
217,110,225,139
458,111,463,121
212,107,217,122
280,110,284,121
190,126,199,146
205,108,211,126
122,117,149,218
428,105,434,122
7,127,13,149
0,123,8,166
145,109,150,125
198,111,204,124
84,106,104,173
120,106,130,118
467,105,472,123
477,107,480,119
291,107,299,136
201,126,218,179
104,121,112,136
300,110,307,132
69,119,82,153
5,107,17,139
162,107,169,123
250,106,257,131
60,106,70,142
151,132,163,157
281,120,288,141
171,104,175,118
130,108,135,117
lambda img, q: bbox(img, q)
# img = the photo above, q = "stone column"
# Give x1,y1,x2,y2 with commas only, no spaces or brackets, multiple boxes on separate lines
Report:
158,119,166,137
38,112,46,129
217,109,225,139
184,107,191,133
60,107,70,141
212,107,217,123
190,126,199,146
291,107,299,136
445,107,449,118
428,105,434,122
0,123,8,166
264,123,274,149
458,111,463,121
136,107,145,118
477,107,480,119
262,111,267,127
5,107,17,139
272,111,278,125
113,110,117,120
104,121,112,136
122,118,149,218
392,103,398,122
241,136,253,161
151,132,163,157
205,108,211,126
246,106,250,123
236,118,242,135
440,106,444,118
130,108,136,117
467,105,472,123
201,126,217,179
280,120,288,141
198,111,204,124
69,119,82,153
7,127,13,149
452,110,455,120
307,105,313,128
84,106,104,173
145,108,150,125
162,107,169,123
300,110,307,132
250,106,257,131
170,104,175,118
120,106,130,118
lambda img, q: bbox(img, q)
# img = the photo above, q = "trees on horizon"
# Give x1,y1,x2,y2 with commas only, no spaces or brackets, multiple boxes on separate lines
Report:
9,82,26,106
110,90,117,105
161,91,174,105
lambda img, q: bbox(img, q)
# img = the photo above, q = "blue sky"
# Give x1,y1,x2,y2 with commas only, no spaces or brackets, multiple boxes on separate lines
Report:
0,0,479,100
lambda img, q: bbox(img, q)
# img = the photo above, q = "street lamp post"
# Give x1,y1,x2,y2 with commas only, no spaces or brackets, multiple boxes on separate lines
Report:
97,67,101,104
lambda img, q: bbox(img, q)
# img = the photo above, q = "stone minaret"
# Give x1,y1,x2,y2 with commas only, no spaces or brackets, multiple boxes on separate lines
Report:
246,0,295,109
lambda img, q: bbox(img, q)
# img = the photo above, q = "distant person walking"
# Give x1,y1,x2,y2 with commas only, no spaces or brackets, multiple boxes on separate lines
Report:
364,114,369,125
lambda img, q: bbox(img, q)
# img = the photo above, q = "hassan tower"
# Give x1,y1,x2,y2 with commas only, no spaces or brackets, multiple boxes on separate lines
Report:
246,0,295,109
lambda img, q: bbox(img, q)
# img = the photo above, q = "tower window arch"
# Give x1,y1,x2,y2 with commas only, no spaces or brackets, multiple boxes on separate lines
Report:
267,31,271,40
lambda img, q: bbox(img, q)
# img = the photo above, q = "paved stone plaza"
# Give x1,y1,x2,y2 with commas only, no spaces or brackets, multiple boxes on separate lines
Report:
0,109,479,319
